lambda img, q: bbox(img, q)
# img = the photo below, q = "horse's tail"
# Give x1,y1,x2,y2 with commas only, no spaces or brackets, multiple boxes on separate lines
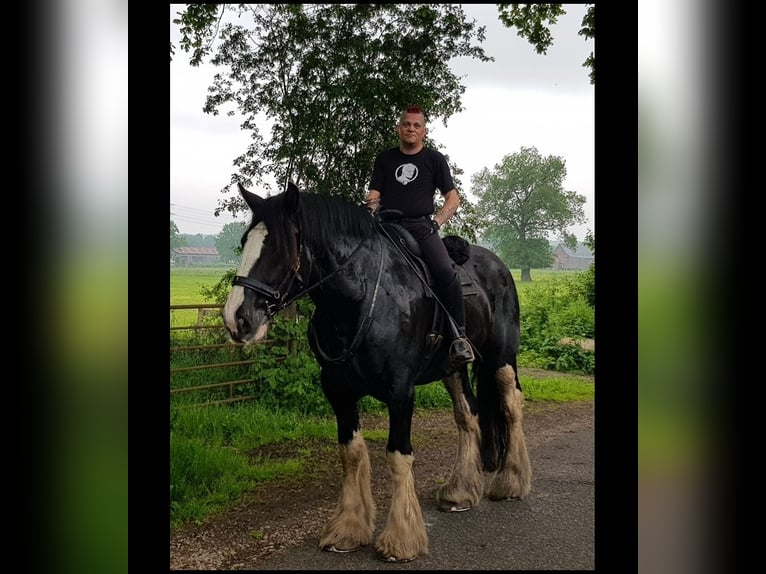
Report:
475,361,517,472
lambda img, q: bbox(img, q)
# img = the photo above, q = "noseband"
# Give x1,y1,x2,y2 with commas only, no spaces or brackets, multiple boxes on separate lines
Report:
232,261,303,318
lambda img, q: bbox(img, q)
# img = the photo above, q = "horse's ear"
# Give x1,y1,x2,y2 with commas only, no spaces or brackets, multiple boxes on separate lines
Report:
238,182,264,213
284,181,300,216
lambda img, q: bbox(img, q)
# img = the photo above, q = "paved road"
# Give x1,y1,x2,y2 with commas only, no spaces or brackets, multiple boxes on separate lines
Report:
247,415,594,570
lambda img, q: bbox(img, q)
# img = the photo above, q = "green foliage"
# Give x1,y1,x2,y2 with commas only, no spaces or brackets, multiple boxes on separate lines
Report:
523,334,595,374
496,3,565,54
516,271,595,374
180,233,217,248
170,220,187,258
198,268,237,304
170,3,222,66
474,146,586,275
434,192,480,243
248,342,327,417
496,4,594,84
215,222,247,264
582,229,595,307
171,4,491,221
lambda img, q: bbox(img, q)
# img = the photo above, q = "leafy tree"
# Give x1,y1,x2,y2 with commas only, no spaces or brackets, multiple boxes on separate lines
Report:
437,195,481,244
583,228,594,255
215,221,247,264
473,146,586,281
170,220,187,258
181,234,216,248
170,4,221,66
171,4,491,225
496,3,594,84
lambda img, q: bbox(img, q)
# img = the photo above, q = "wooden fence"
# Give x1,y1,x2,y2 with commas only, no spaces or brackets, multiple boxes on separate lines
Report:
170,303,285,406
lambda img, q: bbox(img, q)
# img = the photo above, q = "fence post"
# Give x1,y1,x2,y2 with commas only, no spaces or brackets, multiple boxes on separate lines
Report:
284,301,298,355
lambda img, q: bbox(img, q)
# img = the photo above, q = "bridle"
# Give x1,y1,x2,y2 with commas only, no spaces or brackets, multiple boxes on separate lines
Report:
231,222,368,319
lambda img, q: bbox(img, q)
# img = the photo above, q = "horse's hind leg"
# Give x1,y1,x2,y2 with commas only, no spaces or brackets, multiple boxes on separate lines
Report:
319,380,376,552
487,364,532,500
436,370,484,511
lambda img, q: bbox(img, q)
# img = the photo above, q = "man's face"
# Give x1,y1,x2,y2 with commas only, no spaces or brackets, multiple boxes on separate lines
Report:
397,112,426,145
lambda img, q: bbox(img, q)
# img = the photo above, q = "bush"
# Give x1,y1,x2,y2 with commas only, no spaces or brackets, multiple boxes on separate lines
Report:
517,271,595,375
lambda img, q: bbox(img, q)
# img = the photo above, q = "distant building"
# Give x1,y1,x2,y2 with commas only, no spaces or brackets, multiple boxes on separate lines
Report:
172,246,221,266
550,242,594,270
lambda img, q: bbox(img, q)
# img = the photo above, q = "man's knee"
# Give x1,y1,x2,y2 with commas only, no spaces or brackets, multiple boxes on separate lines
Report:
433,265,457,288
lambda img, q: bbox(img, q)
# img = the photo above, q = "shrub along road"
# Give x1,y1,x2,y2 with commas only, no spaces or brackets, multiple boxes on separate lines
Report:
169,395,595,570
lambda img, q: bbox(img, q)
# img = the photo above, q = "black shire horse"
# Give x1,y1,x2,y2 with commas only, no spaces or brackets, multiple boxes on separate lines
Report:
223,182,531,563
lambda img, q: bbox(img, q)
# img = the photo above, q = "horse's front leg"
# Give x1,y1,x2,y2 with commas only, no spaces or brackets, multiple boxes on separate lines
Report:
375,391,429,562
319,373,376,553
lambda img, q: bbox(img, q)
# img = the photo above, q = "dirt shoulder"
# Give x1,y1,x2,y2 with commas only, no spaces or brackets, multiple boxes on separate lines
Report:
169,370,594,570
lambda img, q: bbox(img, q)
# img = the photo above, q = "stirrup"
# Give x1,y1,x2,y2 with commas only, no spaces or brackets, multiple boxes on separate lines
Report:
449,337,474,368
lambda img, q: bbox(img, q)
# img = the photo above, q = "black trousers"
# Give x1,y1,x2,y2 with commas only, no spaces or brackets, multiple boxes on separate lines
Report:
399,217,456,287
400,217,464,330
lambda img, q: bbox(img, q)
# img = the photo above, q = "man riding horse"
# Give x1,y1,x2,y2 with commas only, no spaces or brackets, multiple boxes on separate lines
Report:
364,105,474,369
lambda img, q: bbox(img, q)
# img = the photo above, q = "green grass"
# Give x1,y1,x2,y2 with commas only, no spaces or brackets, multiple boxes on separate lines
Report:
519,374,595,402
171,267,232,325
170,403,337,527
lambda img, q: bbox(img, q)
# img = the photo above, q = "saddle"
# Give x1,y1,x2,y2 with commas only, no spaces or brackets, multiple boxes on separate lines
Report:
376,210,480,361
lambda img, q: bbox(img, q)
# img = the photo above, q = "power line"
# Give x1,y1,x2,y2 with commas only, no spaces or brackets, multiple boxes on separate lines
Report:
170,202,248,233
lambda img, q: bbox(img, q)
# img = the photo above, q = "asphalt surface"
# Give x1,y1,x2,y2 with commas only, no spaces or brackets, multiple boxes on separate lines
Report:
247,420,594,570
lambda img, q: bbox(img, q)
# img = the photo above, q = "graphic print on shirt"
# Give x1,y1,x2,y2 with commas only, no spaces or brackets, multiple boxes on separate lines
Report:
395,163,418,185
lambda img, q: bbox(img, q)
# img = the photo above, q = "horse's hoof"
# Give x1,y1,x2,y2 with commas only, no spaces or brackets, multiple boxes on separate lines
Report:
437,500,472,512
323,544,362,553
376,552,417,563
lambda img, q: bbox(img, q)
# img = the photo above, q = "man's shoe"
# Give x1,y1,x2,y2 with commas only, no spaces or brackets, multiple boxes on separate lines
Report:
449,337,474,368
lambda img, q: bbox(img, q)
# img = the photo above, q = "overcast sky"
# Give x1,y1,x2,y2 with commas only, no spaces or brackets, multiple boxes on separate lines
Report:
170,4,594,239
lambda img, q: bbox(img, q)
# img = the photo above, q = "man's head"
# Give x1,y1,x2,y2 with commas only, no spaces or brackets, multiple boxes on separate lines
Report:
397,105,427,149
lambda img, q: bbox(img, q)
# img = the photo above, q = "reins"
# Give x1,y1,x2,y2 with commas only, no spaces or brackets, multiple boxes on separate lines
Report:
310,232,385,364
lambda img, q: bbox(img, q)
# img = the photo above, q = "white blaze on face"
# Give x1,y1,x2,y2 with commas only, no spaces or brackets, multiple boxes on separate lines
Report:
223,223,268,336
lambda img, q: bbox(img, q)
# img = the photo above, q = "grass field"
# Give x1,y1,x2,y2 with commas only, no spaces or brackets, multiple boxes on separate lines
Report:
171,267,228,304
170,267,231,326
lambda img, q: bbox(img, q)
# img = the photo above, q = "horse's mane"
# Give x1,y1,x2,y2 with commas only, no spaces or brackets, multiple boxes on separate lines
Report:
298,193,377,245
260,191,377,260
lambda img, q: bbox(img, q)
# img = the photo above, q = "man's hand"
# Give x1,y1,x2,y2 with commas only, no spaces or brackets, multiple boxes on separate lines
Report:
363,199,379,213
363,190,381,213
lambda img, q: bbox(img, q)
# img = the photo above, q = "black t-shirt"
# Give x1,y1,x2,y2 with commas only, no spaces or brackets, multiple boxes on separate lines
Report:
368,147,455,218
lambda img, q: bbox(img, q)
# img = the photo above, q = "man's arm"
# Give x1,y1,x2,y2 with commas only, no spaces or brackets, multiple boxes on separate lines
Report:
433,189,460,229
364,189,381,213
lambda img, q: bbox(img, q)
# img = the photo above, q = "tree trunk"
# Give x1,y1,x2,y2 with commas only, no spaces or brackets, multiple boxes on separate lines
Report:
521,268,533,282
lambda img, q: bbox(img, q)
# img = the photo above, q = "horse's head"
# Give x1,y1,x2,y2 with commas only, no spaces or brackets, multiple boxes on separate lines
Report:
223,181,302,344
